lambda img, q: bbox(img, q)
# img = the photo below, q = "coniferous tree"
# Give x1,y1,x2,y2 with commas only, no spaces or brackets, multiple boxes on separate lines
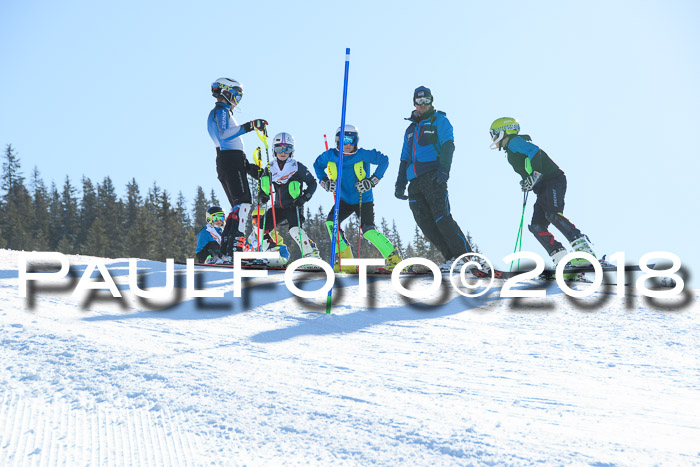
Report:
59,176,80,253
123,178,141,235
97,176,122,257
47,182,62,250
192,186,208,229
209,189,220,208
30,167,50,251
1,145,33,250
172,191,195,261
85,217,109,257
389,220,405,258
79,176,98,250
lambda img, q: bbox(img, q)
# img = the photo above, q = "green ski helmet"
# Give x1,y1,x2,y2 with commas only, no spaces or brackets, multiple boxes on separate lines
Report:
489,117,520,150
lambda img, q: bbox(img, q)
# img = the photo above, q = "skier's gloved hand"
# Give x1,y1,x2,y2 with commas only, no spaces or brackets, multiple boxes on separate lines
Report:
520,171,542,192
355,177,375,193
243,119,268,133
320,177,336,193
259,192,270,204
394,187,408,200
432,167,449,184
294,191,312,207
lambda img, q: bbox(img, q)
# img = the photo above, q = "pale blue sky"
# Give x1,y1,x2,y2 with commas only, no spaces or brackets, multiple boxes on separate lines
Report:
2,0,699,285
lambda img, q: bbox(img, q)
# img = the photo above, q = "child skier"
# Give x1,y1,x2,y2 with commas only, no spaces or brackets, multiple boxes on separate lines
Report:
253,132,321,263
313,124,402,273
245,206,290,267
207,77,268,256
489,117,598,267
195,206,226,264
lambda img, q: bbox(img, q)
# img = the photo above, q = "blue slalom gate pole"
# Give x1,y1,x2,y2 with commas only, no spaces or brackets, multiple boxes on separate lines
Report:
326,48,351,314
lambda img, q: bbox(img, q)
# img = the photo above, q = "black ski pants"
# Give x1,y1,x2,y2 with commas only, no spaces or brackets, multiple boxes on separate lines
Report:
407,174,471,261
216,149,252,207
529,174,583,255
326,200,376,245
263,205,305,231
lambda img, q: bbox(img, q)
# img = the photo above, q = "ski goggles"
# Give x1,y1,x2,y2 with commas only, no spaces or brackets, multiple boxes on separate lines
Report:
342,134,358,145
414,96,433,105
274,143,294,154
213,83,243,105
210,213,225,222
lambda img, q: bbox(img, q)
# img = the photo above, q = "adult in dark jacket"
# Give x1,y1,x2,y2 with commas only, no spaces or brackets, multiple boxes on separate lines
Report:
395,86,472,271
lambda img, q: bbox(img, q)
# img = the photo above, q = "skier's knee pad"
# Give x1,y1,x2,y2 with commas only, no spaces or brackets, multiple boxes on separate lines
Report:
325,220,349,251
360,223,376,234
362,229,394,258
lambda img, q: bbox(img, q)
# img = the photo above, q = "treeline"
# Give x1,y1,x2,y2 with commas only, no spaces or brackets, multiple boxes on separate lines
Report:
0,144,476,263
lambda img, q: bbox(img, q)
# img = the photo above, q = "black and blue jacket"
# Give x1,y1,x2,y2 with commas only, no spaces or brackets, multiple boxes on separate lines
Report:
397,108,455,187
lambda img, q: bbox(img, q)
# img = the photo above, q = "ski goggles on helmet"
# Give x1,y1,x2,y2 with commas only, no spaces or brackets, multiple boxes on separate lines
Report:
210,213,225,223
213,83,243,105
342,134,358,146
414,96,433,105
274,143,294,154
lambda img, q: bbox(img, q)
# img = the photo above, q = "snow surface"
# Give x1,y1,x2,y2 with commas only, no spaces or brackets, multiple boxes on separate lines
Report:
0,249,698,466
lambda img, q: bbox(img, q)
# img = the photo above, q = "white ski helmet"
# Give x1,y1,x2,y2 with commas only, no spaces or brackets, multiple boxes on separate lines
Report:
211,78,243,105
335,124,359,153
273,132,295,156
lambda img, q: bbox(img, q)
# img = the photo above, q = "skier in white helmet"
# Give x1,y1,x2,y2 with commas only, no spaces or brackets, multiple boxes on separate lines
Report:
207,77,268,257
253,132,322,263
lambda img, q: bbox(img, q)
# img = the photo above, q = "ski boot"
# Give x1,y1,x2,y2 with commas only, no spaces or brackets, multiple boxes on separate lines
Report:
379,248,403,273
569,235,596,268
549,247,568,268
334,246,357,273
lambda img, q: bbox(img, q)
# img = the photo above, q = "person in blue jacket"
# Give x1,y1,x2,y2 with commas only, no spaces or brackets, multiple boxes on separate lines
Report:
207,77,268,256
395,86,473,271
314,125,402,272
195,206,226,264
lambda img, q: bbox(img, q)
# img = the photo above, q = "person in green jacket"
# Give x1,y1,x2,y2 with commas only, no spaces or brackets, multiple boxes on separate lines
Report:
489,117,597,268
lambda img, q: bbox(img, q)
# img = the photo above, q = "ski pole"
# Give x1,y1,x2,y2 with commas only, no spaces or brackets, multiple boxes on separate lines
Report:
353,161,366,259
327,47,351,314
324,134,329,151
289,180,304,257
510,191,529,271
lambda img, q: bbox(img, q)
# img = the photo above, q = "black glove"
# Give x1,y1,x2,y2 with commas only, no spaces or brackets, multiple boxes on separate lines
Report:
259,192,270,204
320,177,336,193
294,191,312,207
520,171,542,192
395,186,408,200
432,167,449,184
243,119,268,133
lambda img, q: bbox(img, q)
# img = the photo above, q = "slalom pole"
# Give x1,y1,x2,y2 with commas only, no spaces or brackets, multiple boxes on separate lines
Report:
510,191,529,271
326,48,351,314
257,128,279,246
253,147,264,252
323,134,329,151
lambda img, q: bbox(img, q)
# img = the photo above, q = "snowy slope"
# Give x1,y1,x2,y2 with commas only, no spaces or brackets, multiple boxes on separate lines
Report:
1,249,698,466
